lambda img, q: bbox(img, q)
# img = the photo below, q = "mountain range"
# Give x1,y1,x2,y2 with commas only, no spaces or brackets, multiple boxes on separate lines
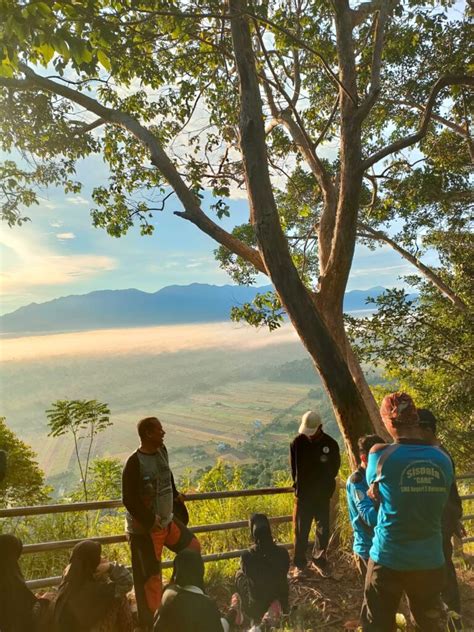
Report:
0,283,387,336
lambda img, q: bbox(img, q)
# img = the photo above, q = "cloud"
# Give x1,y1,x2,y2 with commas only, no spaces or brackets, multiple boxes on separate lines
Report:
1,255,117,292
350,264,412,278
56,232,76,240
0,229,117,294
49,220,63,228
66,195,89,205
40,200,57,210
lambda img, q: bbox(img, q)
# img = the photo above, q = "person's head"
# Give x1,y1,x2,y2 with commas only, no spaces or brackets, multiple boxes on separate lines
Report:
417,408,437,443
0,534,23,577
357,434,384,467
0,535,32,630
65,540,101,585
137,416,165,450
249,513,274,550
380,392,419,439
298,411,322,439
172,549,205,590
54,540,103,628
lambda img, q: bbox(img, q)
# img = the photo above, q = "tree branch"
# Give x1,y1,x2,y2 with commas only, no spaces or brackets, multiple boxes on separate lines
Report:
358,221,469,311
363,75,474,169
358,0,397,120
1,66,267,275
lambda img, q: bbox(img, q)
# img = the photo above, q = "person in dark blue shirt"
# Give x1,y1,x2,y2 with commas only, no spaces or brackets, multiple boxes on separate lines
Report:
346,434,384,577
361,392,454,632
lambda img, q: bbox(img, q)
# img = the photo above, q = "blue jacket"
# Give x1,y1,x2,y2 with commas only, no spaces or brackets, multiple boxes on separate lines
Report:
346,467,378,559
366,440,453,571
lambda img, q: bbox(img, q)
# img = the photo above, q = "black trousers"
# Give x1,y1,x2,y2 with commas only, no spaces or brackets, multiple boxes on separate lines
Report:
293,495,330,569
443,534,461,615
361,559,446,632
235,570,268,623
129,533,161,630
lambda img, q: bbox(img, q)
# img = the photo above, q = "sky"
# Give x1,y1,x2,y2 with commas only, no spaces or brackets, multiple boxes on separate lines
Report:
2,0,465,317
0,148,432,315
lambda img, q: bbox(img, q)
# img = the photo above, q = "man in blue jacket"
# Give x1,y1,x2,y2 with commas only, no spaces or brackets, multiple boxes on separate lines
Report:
361,392,454,632
346,434,384,577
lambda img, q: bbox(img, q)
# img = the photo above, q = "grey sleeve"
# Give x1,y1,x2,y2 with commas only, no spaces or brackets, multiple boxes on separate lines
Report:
108,562,133,598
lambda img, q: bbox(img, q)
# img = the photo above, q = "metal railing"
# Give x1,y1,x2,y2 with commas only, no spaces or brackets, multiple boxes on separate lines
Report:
1,475,472,589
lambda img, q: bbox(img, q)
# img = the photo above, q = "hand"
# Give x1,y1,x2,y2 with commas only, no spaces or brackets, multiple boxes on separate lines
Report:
176,493,186,503
153,515,163,530
367,482,380,502
455,520,467,539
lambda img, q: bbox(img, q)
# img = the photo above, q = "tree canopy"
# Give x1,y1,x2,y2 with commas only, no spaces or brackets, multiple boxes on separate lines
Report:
1,0,472,461
0,417,48,507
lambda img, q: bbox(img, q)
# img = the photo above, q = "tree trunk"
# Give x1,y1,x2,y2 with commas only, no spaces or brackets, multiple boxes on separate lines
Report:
229,0,373,466
317,304,388,440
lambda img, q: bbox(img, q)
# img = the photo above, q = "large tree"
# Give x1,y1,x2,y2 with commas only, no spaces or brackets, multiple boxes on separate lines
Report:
1,0,472,462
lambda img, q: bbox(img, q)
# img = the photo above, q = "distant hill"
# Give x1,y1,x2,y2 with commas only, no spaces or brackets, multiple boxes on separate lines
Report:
0,283,388,336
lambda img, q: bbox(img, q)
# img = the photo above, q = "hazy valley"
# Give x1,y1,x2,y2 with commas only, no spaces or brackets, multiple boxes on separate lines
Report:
0,284,385,494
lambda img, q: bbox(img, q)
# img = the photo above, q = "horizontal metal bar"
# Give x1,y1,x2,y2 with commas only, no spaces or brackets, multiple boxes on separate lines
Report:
461,514,473,521
0,486,294,519
463,536,474,544
22,515,292,555
460,494,474,501
457,473,474,480
26,542,295,590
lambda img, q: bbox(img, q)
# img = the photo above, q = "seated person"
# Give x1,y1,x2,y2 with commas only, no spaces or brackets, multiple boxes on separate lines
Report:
0,534,39,632
154,549,240,632
235,513,290,628
346,434,384,577
53,539,133,632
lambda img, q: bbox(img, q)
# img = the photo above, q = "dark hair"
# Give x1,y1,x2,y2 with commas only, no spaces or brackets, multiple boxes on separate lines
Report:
172,550,205,591
53,540,102,630
417,408,437,434
249,513,275,551
137,416,160,440
358,434,384,459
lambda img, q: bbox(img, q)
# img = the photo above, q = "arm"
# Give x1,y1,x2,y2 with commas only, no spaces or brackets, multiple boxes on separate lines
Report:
329,441,341,479
108,563,133,598
122,454,155,530
290,441,296,487
351,478,378,528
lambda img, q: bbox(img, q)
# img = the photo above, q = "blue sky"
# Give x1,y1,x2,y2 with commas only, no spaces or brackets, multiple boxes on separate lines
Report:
0,151,426,315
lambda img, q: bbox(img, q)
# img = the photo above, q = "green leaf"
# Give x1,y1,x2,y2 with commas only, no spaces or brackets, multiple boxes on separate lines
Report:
36,2,52,17
52,36,70,58
38,43,55,64
97,49,111,71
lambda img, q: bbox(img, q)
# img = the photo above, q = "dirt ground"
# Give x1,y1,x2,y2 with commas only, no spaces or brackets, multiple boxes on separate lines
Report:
214,551,474,631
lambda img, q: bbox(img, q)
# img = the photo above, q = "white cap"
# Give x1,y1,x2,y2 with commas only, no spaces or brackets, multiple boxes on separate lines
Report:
298,410,322,436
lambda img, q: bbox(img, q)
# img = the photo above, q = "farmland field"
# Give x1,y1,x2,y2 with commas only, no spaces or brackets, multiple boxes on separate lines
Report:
0,322,346,492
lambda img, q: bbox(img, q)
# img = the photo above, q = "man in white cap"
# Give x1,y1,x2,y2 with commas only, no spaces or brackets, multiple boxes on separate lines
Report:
290,411,340,578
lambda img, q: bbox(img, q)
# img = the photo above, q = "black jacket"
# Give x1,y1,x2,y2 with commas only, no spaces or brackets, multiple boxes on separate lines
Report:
241,544,290,613
154,586,224,632
290,431,340,499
